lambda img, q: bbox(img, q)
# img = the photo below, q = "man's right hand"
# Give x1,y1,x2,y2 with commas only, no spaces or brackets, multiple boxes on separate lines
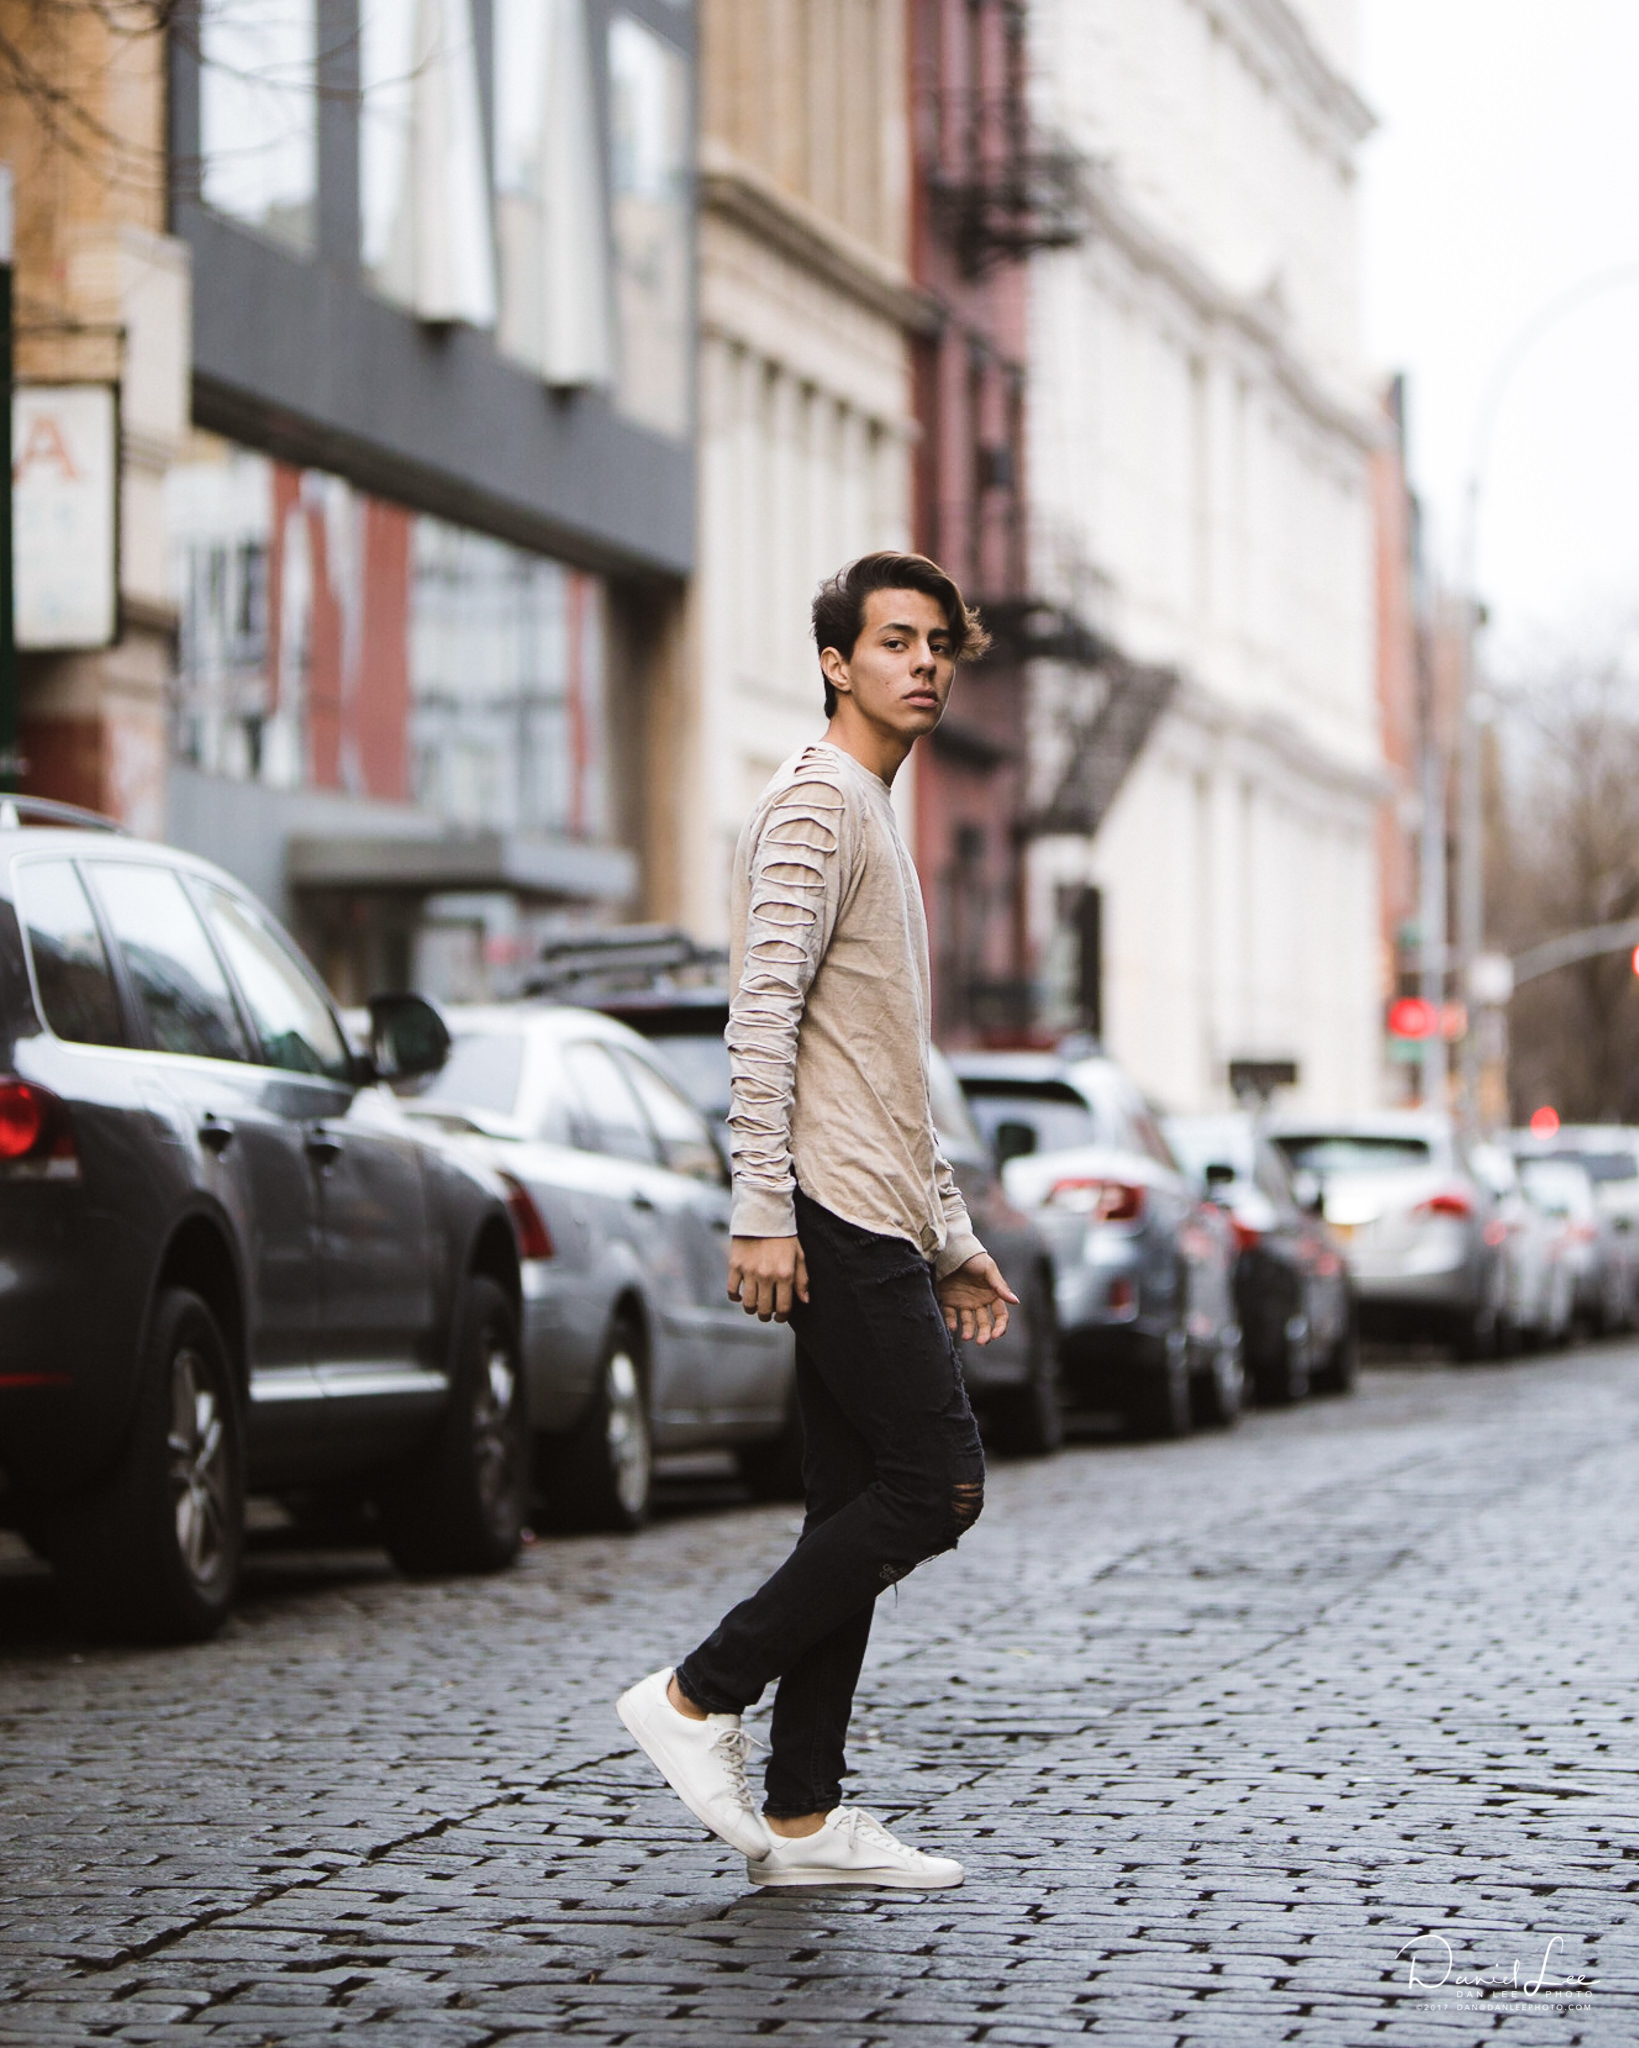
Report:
728,1235,810,1323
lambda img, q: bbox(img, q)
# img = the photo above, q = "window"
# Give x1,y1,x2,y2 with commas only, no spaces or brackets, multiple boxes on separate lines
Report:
608,15,690,435
89,865,248,1063
198,887,351,1080
17,861,124,1047
200,0,318,255
927,1049,984,1153
562,1039,654,1163
1275,1135,1433,1177
494,0,613,385
613,1046,724,1185
963,1085,1102,1158
360,0,497,325
417,1031,528,1116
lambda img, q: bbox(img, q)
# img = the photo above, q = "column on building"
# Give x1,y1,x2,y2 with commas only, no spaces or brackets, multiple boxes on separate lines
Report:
1024,0,1384,1115
680,0,923,945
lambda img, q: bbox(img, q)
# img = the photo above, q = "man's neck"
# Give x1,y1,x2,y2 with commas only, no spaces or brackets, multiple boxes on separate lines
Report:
822,708,912,785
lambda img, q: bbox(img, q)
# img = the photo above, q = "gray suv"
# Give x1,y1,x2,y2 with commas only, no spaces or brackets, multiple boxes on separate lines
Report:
0,799,528,1641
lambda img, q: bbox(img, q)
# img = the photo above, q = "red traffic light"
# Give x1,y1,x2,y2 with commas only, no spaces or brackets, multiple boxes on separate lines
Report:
1387,996,1439,1040
1529,1106,1560,1139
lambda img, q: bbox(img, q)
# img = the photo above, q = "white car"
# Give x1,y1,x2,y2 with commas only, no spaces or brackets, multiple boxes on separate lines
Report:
1469,1141,1574,1351
1268,1113,1505,1358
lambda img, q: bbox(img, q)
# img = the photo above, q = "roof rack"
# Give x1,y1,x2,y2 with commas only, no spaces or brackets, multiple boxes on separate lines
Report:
0,795,126,834
525,923,728,1000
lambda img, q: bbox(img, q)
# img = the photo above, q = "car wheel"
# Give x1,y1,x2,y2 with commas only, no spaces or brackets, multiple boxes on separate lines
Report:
1256,1309,1312,1403
1127,1324,1193,1440
736,1396,806,1501
986,1268,1064,1458
1192,1324,1244,1427
1449,1297,1498,1363
47,1287,244,1643
1311,1301,1359,1395
380,1275,528,1575
540,1317,653,1533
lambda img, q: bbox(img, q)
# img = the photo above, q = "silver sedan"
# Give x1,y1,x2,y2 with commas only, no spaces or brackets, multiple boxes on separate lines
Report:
397,1004,796,1529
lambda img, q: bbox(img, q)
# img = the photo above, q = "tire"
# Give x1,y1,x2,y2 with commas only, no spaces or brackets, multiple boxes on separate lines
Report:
47,1287,244,1643
736,1398,806,1502
1311,1301,1359,1395
379,1275,528,1575
986,1269,1064,1458
1192,1325,1245,1428
1127,1324,1193,1440
538,1316,653,1533
1255,1308,1313,1404
1449,1297,1498,1363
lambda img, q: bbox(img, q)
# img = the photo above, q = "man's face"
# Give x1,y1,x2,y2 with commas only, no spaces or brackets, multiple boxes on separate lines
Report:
823,587,956,741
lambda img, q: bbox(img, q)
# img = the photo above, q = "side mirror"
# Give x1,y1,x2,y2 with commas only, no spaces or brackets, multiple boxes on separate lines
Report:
367,992,451,1082
1203,1161,1235,1192
1290,1167,1323,1215
993,1119,1037,1169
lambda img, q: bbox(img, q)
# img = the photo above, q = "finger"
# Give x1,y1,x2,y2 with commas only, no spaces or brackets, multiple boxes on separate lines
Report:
727,1263,743,1302
960,1304,976,1341
974,1301,995,1345
795,1247,811,1303
943,1303,959,1335
755,1275,777,1321
990,1302,1010,1341
774,1273,793,1321
992,1266,1021,1305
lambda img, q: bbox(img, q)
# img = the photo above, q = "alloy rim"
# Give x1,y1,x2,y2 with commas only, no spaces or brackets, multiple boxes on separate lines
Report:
604,1349,650,1516
167,1347,230,1588
470,1331,519,1518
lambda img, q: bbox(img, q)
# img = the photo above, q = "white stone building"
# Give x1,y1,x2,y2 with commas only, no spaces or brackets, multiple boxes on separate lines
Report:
671,0,921,943
1026,0,1383,1114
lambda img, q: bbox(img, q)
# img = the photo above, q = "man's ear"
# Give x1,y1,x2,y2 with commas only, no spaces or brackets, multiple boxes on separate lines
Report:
819,644,852,699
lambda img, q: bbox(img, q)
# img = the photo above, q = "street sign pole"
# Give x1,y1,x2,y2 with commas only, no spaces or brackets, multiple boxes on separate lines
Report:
0,163,17,792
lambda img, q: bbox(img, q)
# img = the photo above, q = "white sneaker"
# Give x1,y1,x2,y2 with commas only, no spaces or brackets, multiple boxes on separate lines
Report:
615,1667,772,1860
748,1806,964,1889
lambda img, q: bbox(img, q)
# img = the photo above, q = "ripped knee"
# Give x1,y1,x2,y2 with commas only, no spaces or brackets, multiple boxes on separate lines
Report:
949,1472,984,1536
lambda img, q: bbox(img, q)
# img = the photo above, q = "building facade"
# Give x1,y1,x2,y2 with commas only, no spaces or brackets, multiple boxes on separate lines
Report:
8,0,696,1001
676,0,923,942
1024,0,1384,1113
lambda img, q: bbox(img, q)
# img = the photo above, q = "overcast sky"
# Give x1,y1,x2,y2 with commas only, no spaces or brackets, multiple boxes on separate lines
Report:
1359,0,1639,665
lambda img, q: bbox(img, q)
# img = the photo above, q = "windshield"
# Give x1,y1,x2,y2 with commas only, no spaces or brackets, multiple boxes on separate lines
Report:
1550,1149,1638,1184
1165,1117,1252,1180
414,1031,527,1116
1275,1133,1432,1176
638,1032,731,1119
963,1087,1101,1157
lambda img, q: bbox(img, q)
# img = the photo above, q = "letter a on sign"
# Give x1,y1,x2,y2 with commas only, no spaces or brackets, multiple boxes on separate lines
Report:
13,385,118,651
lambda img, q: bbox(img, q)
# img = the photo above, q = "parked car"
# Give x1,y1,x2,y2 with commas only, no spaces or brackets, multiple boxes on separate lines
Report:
1510,1149,1625,1337
597,984,1064,1457
1468,1140,1573,1351
1164,1112,1356,1399
1516,1125,1639,1330
951,1051,1243,1437
0,797,527,1642
397,1002,797,1525
1267,1113,1504,1358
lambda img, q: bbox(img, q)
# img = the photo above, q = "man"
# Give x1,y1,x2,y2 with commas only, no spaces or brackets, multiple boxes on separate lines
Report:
617,552,1017,1889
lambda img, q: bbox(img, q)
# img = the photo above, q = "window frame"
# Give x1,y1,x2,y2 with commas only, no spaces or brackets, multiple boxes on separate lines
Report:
78,856,255,1066
190,875,356,1085
12,854,135,1051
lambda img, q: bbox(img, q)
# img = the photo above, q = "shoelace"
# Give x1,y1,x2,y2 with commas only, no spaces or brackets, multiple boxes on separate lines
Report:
839,1807,911,1859
710,1724,767,1815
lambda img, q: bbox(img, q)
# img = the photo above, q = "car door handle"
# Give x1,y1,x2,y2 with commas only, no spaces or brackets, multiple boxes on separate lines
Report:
305,1125,344,1167
198,1115,236,1154
629,1191,656,1212
710,1215,730,1233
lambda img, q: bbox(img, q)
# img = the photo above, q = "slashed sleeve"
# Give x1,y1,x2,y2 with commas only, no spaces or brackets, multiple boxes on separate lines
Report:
726,777,850,1237
931,1147,985,1278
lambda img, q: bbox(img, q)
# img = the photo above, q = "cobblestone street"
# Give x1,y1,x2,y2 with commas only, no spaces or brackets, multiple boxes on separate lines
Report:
3,1346,1637,2047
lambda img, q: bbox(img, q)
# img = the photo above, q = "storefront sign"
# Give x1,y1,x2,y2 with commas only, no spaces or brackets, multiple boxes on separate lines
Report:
13,384,118,650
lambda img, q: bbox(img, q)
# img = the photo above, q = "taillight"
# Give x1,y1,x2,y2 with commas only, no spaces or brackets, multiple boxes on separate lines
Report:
1416,1190,1473,1220
1483,1218,1508,1247
0,1079,74,1173
0,1080,47,1158
500,1174,555,1260
1230,1215,1262,1252
1047,1177,1146,1222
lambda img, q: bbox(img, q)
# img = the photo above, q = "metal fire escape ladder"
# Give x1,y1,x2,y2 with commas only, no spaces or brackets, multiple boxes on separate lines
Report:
982,600,1177,840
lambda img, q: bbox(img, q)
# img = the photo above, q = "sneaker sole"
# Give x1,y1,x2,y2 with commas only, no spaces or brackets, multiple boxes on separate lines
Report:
616,1687,769,1860
747,1864,964,1889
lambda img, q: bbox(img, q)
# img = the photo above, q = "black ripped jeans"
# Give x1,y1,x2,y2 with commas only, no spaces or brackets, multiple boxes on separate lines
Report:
676,1187,986,1819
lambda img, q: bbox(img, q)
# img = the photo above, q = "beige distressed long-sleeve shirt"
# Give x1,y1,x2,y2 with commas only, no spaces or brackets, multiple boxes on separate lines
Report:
726,741,984,1278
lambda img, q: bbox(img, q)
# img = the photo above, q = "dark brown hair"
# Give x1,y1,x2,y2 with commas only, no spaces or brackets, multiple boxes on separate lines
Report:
811,551,990,716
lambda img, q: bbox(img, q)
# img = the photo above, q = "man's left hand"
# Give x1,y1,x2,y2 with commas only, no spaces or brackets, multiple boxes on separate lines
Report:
937,1253,1019,1346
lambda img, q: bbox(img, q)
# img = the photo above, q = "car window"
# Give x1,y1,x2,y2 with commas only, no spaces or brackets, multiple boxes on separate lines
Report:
1275,1133,1433,1175
963,1085,1101,1157
88,863,247,1062
16,860,126,1047
927,1049,984,1152
613,1045,725,1185
1519,1158,1593,1218
640,1032,732,1119
197,886,351,1080
1163,1117,1251,1183
417,1030,528,1116
1129,1097,1177,1170
1550,1149,1638,1184
562,1039,657,1164
1253,1140,1294,1207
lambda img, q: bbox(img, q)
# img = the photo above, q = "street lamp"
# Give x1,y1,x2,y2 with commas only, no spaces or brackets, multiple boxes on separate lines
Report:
1455,260,1639,1129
